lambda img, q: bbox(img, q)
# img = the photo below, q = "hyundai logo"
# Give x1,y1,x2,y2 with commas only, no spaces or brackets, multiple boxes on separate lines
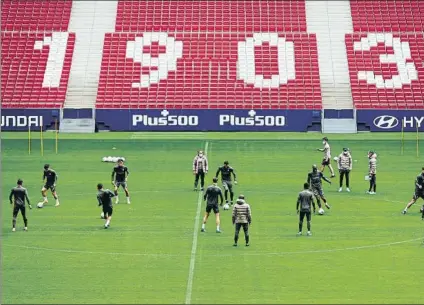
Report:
373,115,399,129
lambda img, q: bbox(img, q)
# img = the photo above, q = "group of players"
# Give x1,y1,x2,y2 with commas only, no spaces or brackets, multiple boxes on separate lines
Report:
193,136,424,242
8,160,131,230
8,138,424,242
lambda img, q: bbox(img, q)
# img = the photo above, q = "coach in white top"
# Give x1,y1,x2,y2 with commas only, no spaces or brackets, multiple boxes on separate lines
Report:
338,148,352,192
193,150,208,191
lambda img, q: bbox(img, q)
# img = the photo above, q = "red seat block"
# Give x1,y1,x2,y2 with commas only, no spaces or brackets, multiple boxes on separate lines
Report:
96,32,322,109
346,33,424,110
115,0,307,33
1,32,76,108
1,0,72,31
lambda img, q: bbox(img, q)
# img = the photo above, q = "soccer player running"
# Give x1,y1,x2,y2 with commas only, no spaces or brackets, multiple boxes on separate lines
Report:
111,158,130,204
338,148,352,192
9,179,32,232
307,164,331,210
193,150,208,191
366,151,377,195
97,183,115,229
297,182,316,236
317,137,335,178
402,167,424,215
232,194,252,247
201,177,224,233
215,161,237,205
39,164,59,207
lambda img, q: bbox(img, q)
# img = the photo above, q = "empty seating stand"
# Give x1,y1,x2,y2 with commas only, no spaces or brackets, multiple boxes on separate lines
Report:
1,0,74,108
347,0,424,109
97,0,322,110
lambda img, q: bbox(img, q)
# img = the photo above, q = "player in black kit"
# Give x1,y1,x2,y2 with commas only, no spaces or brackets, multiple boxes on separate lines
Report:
9,179,32,232
215,161,237,205
297,182,316,236
402,167,424,216
111,158,130,204
97,183,115,229
307,165,331,210
39,164,60,207
201,177,224,233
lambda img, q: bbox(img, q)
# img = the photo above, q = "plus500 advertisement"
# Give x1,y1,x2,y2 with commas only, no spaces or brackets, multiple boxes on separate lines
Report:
95,109,321,132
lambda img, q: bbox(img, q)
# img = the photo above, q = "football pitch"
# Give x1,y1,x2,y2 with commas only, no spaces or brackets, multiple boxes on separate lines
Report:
1,132,423,304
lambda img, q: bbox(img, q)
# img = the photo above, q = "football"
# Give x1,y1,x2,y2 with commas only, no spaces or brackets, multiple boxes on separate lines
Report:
318,208,325,215
223,203,230,210
37,202,44,208
333,157,338,161
100,212,105,219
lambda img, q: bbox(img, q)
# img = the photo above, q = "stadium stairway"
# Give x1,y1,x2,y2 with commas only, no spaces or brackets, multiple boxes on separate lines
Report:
65,1,118,109
306,0,354,110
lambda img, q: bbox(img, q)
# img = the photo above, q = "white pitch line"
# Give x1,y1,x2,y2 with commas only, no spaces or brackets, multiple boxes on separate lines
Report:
3,237,422,258
184,141,208,305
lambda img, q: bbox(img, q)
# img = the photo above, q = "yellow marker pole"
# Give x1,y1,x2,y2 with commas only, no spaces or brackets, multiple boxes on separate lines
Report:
401,119,404,156
40,124,44,157
28,124,31,155
417,123,419,157
55,119,58,154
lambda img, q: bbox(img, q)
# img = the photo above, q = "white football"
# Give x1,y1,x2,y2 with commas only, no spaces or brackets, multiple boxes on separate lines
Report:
107,156,112,162
100,212,105,219
223,203,230,210
37,202,44,208
333,157,338,161
102,157,107,162
318,208,325,215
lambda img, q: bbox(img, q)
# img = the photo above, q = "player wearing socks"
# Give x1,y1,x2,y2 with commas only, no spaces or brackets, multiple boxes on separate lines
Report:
338,148,352,192
215,161,237,205
297,183,315,236
366,151,377,195
9,179,32,232
193,150,208,191
307,165,331,210
111,158,130,204
402,167,424,215
232,195,251,247
39,164,59,207
97,183,115,229
201,177,224,233
317,137,335,178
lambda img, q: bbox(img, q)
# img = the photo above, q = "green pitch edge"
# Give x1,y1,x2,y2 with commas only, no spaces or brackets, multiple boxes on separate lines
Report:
1,131,421,141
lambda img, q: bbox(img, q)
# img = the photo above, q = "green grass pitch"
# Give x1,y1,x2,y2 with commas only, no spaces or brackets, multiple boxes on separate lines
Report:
1,132,424,304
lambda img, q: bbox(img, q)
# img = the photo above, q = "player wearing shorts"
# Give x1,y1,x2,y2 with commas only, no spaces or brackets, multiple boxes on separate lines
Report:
9,179,32,232
193,150,208,191
402,167,424,215
39,164,59,207
111,158,130,204
317,137,335,178
297,182,316,236
232,195,251,247
201,177,224,233
215,161,237,205
307,165,331,210
366,151,377,195
97,183,115,229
